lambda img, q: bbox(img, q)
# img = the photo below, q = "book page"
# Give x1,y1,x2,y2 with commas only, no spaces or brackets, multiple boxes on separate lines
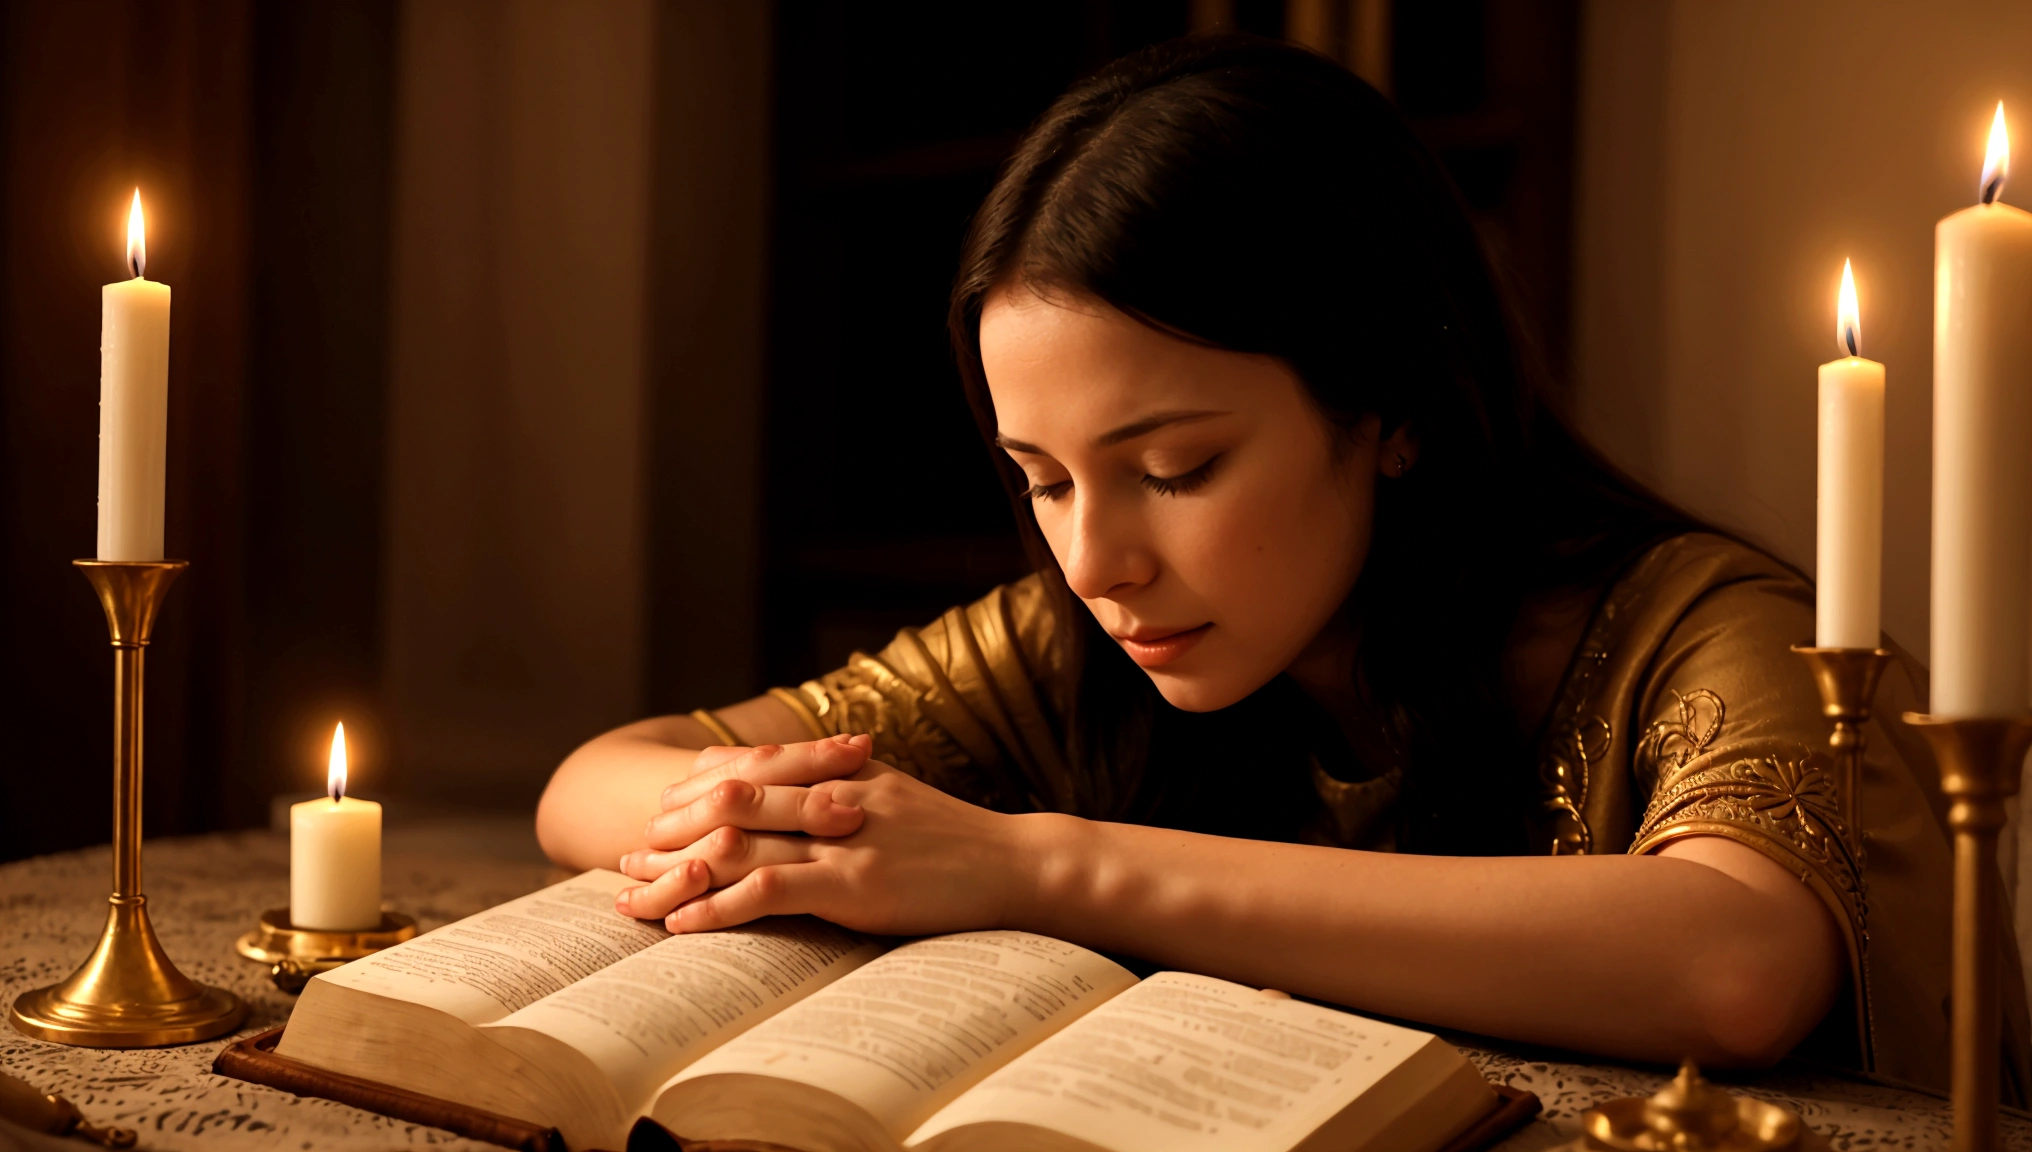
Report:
663,931,1138,1139
907,972,1469,1152
305,869,666,1024
484,917,886,1114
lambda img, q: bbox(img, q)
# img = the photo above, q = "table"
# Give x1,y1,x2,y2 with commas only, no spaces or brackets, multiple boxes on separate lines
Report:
3,833,2027,1151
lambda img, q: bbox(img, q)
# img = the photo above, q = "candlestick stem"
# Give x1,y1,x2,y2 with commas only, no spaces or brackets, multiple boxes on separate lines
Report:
1902,712,2032,1152
1792,645,1891,1072
1791,647,1892,846
8,561,245,1047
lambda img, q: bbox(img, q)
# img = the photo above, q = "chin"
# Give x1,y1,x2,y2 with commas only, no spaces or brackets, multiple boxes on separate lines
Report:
1142,667,1265,713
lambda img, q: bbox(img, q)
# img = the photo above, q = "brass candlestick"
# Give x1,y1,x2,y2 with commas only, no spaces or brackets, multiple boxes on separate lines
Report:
1902,712,2032,1152
9,561,245,1047
1792,647,1890,1072
1791,646,1894,839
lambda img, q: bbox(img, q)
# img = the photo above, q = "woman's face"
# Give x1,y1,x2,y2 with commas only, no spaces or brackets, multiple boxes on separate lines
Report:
980,284,1391,711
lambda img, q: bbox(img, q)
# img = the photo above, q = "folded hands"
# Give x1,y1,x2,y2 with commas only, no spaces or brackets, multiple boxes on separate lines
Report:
614,734,1046,936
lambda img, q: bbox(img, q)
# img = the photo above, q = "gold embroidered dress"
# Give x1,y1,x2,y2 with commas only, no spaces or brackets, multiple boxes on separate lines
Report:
760,532,2027,1090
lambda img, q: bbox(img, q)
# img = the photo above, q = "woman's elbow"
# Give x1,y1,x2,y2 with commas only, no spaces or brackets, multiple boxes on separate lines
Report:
533,778,578,870
1685,928,1844,1069
532,738,619,871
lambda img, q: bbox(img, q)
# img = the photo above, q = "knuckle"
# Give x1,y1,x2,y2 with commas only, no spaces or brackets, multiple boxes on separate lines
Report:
747,866,783,900
707,825,748,859
711,778,754,810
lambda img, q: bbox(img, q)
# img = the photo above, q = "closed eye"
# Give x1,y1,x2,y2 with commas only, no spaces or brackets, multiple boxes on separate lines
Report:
1024,480,1073,503
1141,453,1222,496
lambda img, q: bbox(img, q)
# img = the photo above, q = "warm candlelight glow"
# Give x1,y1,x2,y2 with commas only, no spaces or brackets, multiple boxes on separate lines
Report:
327,722,348,802
125,189,146,279
1837,258,1861,357
1982,102,2011,205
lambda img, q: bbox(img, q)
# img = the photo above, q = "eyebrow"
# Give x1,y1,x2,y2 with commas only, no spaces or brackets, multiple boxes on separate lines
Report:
995,409,1230,455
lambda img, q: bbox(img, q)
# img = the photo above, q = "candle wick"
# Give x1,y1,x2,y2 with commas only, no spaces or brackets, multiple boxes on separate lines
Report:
127,252,142,279
1845,327,1858,358
1983,173,2006,206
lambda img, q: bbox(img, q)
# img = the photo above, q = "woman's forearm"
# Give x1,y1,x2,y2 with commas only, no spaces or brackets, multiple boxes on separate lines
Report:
536,695,820,871
536,718,714,872
1008,815,1843,1067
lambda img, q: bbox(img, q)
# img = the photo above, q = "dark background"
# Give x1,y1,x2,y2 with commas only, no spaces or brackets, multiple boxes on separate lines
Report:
0,0,1580,862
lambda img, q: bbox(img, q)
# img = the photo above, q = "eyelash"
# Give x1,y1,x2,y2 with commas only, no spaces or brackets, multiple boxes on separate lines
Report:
1142,454,1222,497
1023,454,1223,503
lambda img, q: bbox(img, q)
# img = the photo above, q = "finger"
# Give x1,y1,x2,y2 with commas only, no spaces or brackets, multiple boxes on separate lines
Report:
812,766,908,808
615,857,711,919
628,783,863,876
617,829,813,920
688,745,749,773
662,734,873,809
646,778,864,851
669,862,841,933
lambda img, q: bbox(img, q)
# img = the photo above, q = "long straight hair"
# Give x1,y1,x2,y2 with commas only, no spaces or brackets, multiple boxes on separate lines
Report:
948,35,1692,853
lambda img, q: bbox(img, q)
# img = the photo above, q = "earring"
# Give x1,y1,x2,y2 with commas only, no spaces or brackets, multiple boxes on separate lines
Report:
1394,451,1409,477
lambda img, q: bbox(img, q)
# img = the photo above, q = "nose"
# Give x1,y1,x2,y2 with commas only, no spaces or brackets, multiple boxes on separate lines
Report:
1060,490,1158,601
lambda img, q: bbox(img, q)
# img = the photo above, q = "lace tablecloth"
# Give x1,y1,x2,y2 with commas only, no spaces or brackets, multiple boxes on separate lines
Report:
2,832,2027,1151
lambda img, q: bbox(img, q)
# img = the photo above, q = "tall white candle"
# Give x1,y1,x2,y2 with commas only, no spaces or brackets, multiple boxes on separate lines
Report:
290,723,383,931
1816,260,1885,649
1933,104,2032,716
98,189,171,561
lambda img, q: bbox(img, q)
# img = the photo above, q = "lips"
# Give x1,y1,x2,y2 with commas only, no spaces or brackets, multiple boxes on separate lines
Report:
1111,623,1212,669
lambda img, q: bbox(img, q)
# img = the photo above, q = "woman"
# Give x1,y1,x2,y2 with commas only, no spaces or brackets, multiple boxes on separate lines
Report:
537,36,2019,1089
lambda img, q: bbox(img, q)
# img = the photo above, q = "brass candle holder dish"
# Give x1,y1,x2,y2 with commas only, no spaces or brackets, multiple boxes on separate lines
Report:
1901,711,2032,1152
10,561,246,1047
236,908,417,993
1581,1061,1814,1152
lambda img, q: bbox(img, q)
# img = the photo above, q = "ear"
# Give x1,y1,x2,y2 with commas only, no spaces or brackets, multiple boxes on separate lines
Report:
1378,422,1420,479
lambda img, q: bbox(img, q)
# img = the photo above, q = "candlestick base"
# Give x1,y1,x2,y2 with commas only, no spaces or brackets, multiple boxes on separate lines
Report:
1902,712,2032,1152
9,561,245,1048
11,897,246,1047
234,907,417,968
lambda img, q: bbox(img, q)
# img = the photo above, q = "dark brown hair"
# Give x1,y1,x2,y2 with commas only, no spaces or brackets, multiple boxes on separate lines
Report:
948,35,1690,853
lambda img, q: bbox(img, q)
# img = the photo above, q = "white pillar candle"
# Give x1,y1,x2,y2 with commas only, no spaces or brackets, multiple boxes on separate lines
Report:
97,189,171,561
290,722,383,931
1816,259,1885,650
1933,104,2032,717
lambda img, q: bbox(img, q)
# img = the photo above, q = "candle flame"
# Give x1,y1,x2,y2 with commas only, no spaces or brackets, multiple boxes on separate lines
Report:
328,722,347,802
1837,259,1860,358
125,189,145,279
1982,102,2011,205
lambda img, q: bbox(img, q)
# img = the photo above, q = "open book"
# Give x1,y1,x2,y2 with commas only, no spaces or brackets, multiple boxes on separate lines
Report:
276,870,1501,1152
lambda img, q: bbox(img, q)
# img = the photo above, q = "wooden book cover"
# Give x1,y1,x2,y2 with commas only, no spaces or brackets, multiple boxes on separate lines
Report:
214,1026,1541,1152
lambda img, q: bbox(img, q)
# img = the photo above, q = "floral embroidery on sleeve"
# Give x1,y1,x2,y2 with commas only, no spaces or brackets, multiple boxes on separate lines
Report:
1631,687,1862,933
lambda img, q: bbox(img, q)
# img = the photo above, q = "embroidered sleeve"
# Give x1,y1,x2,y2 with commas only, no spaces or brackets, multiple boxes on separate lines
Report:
778,574,1075,814
1626,578,1865,954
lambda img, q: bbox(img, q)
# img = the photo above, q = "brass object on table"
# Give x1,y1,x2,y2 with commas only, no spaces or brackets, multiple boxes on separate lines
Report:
1902,712,2032,1152
0,1066,137,1148
235,907,418,992
1583,1061,1803,1152
9,561,246,1048
267,957,351,994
